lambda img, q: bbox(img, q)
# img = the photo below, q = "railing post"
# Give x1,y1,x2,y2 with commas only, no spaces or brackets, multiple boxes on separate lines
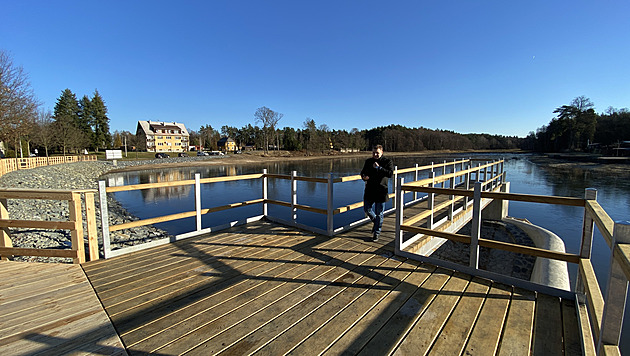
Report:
464,162,471,209
84,192,99,261
291,171,298,223
576,188,597,295
413,164,419,201
0,197,12,261
195,173,202,231
598,221,630,353
68,192,85,264
99,180,112,259
327,173,334,236
262,169,268,217
470,182,482,269
449,165,455,221
441,160,447,188
428,171,435,229
395,177,404,254
393,166,398,208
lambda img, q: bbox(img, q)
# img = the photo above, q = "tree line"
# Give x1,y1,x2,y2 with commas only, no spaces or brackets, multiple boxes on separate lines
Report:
7,49,627,158
1,50,113,157
528,96,630,153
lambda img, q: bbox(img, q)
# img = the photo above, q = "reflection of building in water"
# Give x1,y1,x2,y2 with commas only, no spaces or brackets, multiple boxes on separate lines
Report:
140,170,192,202
107,176,125,187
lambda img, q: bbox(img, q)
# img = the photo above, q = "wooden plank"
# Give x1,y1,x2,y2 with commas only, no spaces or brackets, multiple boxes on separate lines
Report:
105,179,196,192
0,198,12,261
393,272,472,355
614,243,630,282
462,283,512,355
483,191,585,207
0,266,87,303
426,277,491,355
562,299,584,356
109,236,349,330
100,232,317,315
120,237,351,347
497,287,536,355
580,258,604,337
97,230,321,310
479,238,581,264
83,222,274,275
109,210,197,231
219,252,381,354
0,189,77,200
90,228,284,291
150,243,375,355
578,301,597,356
0,219,75,229
288,259,416,355
1,311,126,356
257,256,401,355
85,192,99,261
68,192,84,264
531,293,563,355
323,263,437,355
586,200,614,246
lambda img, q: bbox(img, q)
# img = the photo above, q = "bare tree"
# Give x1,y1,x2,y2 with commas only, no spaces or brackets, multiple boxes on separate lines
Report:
254,106,283,153
0,50,39,157
34,109,55,156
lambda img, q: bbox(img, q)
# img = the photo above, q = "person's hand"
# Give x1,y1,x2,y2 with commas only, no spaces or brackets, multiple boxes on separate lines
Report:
361,174,369,181
373,162,380,169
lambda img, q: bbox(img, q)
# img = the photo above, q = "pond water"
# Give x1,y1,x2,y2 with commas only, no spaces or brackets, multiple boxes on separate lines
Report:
104,152,630,351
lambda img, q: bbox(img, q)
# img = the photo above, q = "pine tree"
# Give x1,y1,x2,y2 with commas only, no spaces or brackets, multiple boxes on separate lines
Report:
53,89,79,126
78,95,95,147
53,89,86,154
90,89,111,151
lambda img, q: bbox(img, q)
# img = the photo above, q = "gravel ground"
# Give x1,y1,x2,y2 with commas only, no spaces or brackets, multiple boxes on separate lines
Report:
0,156,224,262
430,220,536,281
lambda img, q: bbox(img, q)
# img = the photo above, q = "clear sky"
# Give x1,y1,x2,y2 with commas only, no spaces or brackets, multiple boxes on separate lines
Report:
2,0,629,137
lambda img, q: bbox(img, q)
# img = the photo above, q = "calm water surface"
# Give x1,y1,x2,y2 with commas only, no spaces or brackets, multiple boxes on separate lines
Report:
104,152,630,351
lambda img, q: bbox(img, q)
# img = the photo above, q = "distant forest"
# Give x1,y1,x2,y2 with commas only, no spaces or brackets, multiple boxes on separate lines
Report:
528,96,630,154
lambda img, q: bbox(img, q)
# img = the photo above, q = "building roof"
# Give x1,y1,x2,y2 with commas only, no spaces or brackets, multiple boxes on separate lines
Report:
218,137,235,144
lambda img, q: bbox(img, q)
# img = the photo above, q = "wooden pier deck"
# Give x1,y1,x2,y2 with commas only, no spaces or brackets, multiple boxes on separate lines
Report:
1,201,585,355
0,261,126,355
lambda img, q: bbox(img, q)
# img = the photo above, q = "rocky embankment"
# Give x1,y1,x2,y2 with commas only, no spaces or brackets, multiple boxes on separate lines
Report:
0,157,220,262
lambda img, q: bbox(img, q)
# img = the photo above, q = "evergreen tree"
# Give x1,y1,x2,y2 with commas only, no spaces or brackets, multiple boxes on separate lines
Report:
53,89,86,154
78,95,94,147
53,89,80,126
91,89,111,151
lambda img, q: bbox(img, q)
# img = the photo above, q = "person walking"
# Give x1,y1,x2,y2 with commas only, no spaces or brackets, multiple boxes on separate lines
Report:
360,145,393,242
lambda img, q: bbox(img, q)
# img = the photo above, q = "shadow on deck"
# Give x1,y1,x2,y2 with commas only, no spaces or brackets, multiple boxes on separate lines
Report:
70,216,583,355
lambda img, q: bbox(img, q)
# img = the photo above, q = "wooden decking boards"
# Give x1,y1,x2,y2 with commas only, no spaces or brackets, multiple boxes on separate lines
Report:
2,206,585,355
0,261,126,355
81,219,583,355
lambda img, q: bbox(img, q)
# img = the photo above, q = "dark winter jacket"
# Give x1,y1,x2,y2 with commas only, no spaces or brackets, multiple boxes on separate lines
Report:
360,156,394,202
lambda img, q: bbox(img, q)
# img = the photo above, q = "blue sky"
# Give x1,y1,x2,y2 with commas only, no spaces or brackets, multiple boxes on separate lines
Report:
3,1,629,137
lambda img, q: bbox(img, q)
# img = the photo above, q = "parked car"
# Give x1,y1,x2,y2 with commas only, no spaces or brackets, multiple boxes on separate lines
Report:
197,151,209,156
178,152,187,157
155,153,169,159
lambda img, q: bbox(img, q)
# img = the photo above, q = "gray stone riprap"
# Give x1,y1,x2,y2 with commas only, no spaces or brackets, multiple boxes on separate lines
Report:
430,220,536,281
0,156,225,262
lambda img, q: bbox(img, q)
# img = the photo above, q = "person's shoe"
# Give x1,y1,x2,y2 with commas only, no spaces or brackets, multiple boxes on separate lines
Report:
372,233,379,242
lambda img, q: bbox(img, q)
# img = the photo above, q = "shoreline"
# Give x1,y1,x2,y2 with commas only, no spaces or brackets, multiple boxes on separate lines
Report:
1,149,624,263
